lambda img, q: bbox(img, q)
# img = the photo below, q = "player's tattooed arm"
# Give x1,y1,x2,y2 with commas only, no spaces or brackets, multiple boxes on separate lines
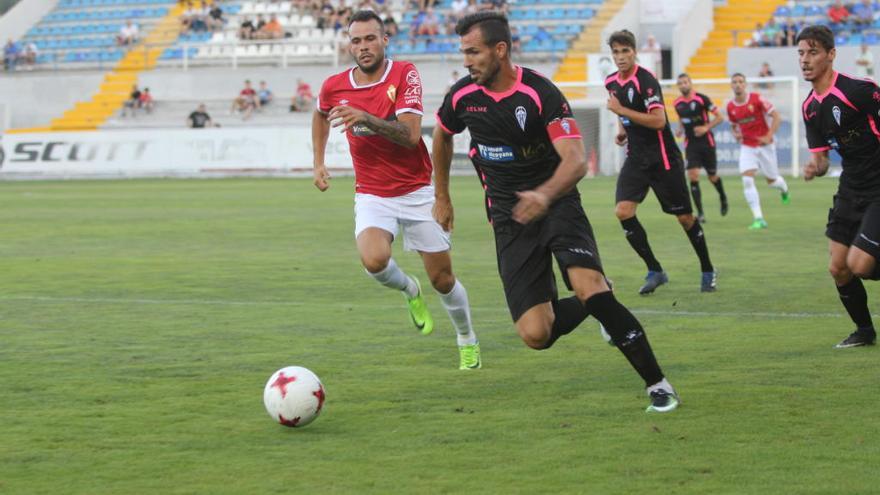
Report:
804,150,829,181
328,105,421,148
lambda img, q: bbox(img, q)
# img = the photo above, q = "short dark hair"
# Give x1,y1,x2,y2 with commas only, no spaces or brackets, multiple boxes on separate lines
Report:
607,30,636,49
796,25,835,52
731,72,746,80
455,11,512,52
677,73,690,80
348,9,384,30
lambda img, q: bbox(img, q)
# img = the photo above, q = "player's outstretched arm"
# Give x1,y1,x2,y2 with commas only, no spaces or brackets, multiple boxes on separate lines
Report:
804,150,829,181
328,105,421,149
513,137,587,224
432,126,455,232
312,110,332,191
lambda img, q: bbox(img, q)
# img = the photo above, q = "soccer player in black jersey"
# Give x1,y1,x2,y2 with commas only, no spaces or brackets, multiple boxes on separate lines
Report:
604,30,716,295
799,25,880,348
432,12,679,412
673,73,728,223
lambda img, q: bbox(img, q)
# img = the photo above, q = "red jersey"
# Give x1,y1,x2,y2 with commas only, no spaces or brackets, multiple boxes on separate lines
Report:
318,59,432,197
726,92,775,147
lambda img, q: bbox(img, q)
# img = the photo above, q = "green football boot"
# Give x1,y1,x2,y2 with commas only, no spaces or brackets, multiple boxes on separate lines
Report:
459,343,481,370
748,218,768,230
405,278,434,335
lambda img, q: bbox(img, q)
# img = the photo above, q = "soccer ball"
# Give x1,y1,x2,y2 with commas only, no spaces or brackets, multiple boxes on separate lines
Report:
263,366,325,428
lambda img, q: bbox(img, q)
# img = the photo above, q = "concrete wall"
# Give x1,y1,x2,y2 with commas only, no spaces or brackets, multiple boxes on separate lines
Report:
0,0,58,42
0,71,105,129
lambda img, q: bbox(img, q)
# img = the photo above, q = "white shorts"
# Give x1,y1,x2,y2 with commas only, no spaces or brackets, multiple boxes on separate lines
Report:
354,185,451,253
738,143,780,179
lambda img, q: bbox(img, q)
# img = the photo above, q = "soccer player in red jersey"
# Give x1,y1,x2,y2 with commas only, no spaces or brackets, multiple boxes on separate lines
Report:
433,13,679,412
726,74,791,230
311,10,481,369
799,25,880,348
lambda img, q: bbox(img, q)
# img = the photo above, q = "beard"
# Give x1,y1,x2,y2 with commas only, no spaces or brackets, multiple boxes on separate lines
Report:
356,52,385,74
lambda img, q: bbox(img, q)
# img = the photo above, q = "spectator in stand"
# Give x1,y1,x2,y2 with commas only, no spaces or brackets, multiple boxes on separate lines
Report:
290,78,313,112
231,79,260,120
180,1,196,34
139,88,155,114
383,12,399,37
187,104,214,128
207,1,224,31
258,81,273,106
259,14,284,39
780,20,800,47
239,17,256,40
464,0,479,16
450,0,467,20
853,0,875,27
762,19,782,47
748,22,763,47
856,42,875,80
189,1,209,32
117,20,139,46
122,84,141,117
641,34,662,77
827,0,850,26
3,39,19,71
21,41,38,70
445,69,460,93
417,7,440,36
485,0,508,14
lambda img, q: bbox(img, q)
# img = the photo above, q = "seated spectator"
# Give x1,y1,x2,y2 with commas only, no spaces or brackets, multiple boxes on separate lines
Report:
139,88,155,113
416,8,440,37
3,39,19,71
258,81,273,106
21,41,38,70
450,0,468,22
747,22,763,47
464,0,480,15
757,62,774,89
117,20,139,46
383,14,399,37
180,1,196,34
187,104,214,128
122,84,142,117
827,1,850,26
239,17,256,40
641,34,662,76
258,14,284,39
780,20,800,47
853,0,875,27
189,1,210,32
207,1,225,31
290,78,313,112
762,19,782,47
254,14,267,34
231,80,260,120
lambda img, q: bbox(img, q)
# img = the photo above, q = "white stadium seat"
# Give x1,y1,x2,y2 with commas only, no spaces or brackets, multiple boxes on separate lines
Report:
240,1,254,14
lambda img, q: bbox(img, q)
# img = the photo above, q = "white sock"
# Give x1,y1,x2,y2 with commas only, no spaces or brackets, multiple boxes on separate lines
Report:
646,377,675,396
768,176,788,192
367,258,419,298
742,175,763,219
438,279,477,346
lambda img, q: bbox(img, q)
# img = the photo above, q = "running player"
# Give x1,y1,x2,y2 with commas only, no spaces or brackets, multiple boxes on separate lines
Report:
799,25,879,348
433,12,679,412
673,73,728,223
605,30,716,295
726,73,791,230
312,10,481,369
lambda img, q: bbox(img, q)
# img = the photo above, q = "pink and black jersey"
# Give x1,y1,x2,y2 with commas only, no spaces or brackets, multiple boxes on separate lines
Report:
803,71,880,199
436,65,581,222
604,65,681,170
318,59,432,198
726,93,774,148
673,92,718,149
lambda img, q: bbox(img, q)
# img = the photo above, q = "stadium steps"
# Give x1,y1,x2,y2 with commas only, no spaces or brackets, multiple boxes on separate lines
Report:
47,3,184,131
685,0,788,79
553,0,627,99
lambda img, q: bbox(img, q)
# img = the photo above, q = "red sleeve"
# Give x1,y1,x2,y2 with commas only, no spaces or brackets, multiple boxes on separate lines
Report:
756,93,775,114
317,78,332,114
395,63,423,116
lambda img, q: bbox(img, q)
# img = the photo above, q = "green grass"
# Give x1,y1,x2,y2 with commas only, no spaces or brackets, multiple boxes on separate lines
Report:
1,176,878,494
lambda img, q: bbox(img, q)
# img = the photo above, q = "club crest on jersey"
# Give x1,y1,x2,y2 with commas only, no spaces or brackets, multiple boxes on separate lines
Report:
832,105,841,126
748,104,754,112
561,119,571,134
387,84,397,102
515,106,527,131
627,87,634,103
690,101,696,111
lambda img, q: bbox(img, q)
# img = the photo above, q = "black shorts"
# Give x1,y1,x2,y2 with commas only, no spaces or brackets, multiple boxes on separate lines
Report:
825,194,880,260
494,195,604,322
685,145,718,175
616,156,693,215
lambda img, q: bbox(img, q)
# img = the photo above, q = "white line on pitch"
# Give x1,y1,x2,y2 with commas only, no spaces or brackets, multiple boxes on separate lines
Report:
0,295,869,319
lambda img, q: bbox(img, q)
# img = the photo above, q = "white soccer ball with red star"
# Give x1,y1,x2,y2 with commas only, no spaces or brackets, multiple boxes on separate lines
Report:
263,366,325,428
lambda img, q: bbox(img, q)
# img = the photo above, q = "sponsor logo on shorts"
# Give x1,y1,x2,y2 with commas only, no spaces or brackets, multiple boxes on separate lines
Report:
477,144,514,162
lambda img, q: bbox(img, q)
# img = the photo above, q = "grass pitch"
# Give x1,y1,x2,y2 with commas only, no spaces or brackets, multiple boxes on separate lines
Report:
1,176,878,494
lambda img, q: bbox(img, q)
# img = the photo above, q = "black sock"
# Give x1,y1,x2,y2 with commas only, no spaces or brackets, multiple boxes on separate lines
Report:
712,177,727,201
869,263,880,281
543,296,591,349
690,181,704,216
685,222,714,272
620,216,663,272
836,278,875,331
584,291,664,386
